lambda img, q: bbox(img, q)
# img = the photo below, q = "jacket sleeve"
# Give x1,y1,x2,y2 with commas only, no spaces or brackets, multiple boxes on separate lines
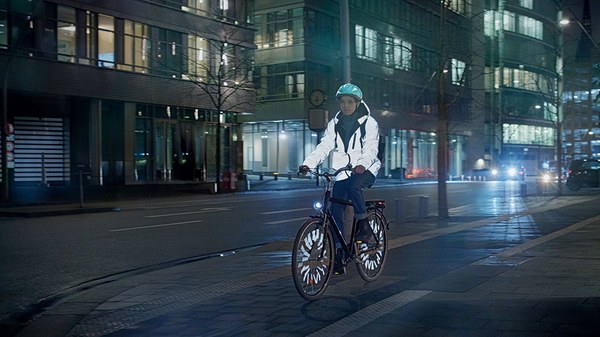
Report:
302,118,337,168
356,117,380,169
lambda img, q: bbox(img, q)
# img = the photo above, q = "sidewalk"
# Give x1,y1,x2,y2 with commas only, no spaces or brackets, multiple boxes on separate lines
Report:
6,190,600,336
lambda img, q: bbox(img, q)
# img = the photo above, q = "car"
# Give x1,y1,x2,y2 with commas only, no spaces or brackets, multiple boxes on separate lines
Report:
566,158,600,191
491,164,526,181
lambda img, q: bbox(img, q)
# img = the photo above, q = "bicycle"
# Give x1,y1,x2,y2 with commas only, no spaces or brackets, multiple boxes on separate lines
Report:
291,165,389,301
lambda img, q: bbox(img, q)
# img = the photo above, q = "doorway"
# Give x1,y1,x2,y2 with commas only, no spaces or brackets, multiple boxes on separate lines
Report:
154,120,201,181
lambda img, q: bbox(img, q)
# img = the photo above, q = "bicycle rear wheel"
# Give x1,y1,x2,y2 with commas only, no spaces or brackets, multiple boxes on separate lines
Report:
291,217,334,301
355,210,388,282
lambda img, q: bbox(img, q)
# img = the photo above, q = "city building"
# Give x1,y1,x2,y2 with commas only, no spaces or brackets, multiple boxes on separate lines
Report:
483,0,562,175
243,0,486,180
562,0,600,163
0,0,255,199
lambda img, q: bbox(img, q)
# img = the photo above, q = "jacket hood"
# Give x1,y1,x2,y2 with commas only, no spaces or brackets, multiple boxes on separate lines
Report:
334,101,371,121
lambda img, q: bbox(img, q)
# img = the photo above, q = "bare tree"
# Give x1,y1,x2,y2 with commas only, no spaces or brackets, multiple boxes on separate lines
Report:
170,21,255,191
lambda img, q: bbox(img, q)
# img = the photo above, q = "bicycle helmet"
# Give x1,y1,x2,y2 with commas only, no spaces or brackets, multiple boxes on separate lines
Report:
335,83,363,101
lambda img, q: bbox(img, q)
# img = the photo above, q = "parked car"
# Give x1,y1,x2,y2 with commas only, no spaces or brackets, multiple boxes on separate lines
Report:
566,158,600,191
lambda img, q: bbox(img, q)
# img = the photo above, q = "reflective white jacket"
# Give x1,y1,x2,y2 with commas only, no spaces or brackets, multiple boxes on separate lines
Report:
302,101,381,181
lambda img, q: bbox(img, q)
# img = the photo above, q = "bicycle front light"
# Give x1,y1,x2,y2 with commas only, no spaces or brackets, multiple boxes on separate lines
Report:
313,201,323,211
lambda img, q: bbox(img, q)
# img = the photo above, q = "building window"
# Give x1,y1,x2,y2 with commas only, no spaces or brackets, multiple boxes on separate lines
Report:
305,10,336,48
518,15,543,39
444,0,467,14
503,124,555,146
156,28,183,78
259,8,303,48
121,20,150,73
520,0,533,9
451,58,465,86
355,24,377,61
264,62,304,99
57,5,76,62
0,9,7,48
484,10,542,40
494,67,551,95
186,35,208,81
98,14,115,68
182,0,209,16
395,38,411,70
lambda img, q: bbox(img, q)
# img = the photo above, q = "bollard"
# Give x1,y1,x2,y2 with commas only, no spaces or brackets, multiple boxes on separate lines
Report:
259,173,264,181
246,179,251,191
418,196,429,219
520,183,527,197
395,198,405,223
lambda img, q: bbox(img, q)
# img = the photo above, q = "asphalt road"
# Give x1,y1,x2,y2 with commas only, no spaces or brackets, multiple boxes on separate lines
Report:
0,181,569,320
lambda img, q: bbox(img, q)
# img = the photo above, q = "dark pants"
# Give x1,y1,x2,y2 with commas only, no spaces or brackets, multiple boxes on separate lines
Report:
331,171,376,246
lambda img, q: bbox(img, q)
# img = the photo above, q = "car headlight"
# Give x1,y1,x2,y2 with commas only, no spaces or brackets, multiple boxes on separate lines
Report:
491,169,498,175
508,167,517,177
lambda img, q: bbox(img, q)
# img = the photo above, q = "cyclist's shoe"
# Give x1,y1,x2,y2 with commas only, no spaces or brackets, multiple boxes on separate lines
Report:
354,218,373,243
334,248,346,275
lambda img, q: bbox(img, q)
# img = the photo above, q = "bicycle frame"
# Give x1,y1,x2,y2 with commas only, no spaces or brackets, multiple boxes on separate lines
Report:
309,166,385,263
292,165,389,300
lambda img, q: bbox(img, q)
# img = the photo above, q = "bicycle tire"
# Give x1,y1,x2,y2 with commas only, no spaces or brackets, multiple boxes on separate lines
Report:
291,217,335,301
355,210,388,282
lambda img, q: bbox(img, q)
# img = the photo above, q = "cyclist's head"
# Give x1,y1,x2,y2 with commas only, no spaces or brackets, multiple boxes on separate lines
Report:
335,83,363,102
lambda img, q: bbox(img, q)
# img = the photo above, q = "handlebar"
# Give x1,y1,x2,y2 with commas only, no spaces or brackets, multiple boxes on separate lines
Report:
299,165,352,182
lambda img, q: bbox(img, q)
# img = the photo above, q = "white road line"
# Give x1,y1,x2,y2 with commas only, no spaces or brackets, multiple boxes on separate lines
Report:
110,220,203,232
264,217,308,225
260,208,311,215
145,207,231,218
306,290,431,337
496,214,600,258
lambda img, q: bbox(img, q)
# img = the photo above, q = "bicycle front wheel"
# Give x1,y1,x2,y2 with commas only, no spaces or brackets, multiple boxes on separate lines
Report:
291,217,334,301
355,210,388,282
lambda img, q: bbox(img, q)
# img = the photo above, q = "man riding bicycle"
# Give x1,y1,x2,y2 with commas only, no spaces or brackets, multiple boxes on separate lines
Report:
299,83,381,274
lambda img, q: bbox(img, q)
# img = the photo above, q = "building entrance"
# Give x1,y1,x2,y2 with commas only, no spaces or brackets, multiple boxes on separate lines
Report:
154,120,199,182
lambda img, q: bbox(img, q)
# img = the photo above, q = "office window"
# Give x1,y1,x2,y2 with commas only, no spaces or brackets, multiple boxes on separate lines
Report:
444,0,467,14
503,124,555,146
262,8,303,48
98,14,114,68
355,24,377,61
305,10,337,48
156,28,183,78
264,62,304,99
57,5,76,62
394,38,411,70
0,10,6,48
519,15,542,39
186,35,208,80
122,20,150,73
382,36,411,70
520,0,533,9
451,58,465,86
182,0,209,15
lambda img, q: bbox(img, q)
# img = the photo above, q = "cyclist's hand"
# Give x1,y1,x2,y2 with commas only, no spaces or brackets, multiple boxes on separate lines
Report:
298,165,310,176
353,165,366,174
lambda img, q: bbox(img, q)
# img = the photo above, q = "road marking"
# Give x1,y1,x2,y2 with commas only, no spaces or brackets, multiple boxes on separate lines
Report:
110,220,203,232
496,214,600,258
260,208,311,215
264,217,308,225
306,290,431,337
145,207,231,218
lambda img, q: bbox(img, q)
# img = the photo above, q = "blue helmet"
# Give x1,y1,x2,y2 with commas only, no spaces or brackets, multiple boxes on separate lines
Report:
335,83,363,101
